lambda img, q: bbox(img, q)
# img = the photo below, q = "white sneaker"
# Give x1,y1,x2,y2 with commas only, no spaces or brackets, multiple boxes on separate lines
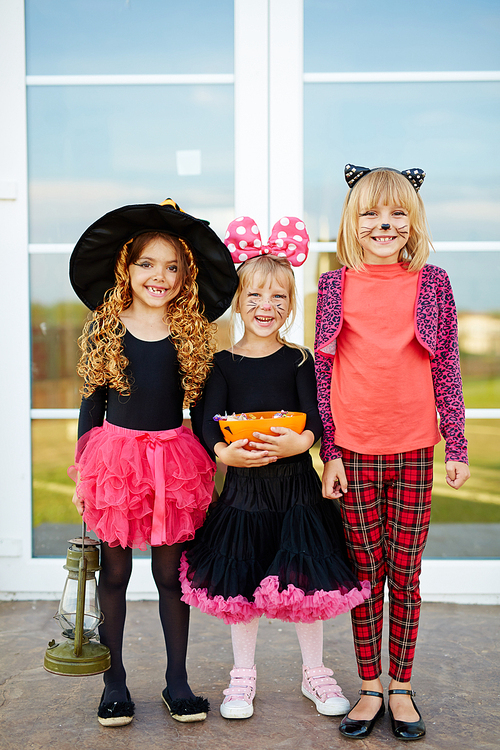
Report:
301,664,350,716
220,665,256,719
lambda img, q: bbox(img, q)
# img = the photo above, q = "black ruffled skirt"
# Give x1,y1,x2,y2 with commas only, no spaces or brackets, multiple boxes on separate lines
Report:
180,455,370,623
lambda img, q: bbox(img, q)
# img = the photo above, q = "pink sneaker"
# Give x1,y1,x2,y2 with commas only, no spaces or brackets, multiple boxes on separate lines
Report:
220,666,256,719
301,664,350,716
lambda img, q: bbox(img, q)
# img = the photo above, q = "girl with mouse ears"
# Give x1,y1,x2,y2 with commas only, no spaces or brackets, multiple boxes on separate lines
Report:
181,216,370,721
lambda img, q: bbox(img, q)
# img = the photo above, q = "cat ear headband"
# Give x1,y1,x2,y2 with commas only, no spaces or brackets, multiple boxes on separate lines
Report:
344,164,426,192
225,216,309,267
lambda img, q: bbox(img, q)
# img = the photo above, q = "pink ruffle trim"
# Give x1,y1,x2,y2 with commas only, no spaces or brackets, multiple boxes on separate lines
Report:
179,554,264,624
179,553,371,625
68,423,215,550
253,575,371,623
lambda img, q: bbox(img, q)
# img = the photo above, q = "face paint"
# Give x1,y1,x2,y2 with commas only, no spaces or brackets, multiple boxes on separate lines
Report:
358,202,410,264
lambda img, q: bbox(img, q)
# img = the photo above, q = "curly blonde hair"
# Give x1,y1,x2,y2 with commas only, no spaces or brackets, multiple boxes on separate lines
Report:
77,231,217,407
337,168,433,271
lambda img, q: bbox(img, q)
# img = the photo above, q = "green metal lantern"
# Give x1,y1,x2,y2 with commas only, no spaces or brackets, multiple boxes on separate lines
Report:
44,521,111,676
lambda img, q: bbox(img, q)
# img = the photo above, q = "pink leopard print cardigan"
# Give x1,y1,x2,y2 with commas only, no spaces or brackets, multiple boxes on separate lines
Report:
314,264,468,464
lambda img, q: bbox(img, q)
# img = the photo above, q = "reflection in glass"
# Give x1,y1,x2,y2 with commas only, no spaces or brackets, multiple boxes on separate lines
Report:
432,252,500,409
32,419,81,557
57,572,101,640
26,0,234,75
304,82,500,242
27,85,234,242
304,0,500,73
30,254,88,409
424,420,500,557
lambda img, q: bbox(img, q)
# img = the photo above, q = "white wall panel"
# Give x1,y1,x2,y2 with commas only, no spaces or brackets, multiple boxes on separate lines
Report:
0,0,33,592
234,0,269,231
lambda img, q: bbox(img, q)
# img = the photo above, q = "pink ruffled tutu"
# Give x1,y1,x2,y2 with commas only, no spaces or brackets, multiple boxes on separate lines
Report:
70,421,215,550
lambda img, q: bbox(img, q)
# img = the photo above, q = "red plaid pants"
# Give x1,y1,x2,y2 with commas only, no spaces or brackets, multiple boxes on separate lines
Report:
339,447,433,682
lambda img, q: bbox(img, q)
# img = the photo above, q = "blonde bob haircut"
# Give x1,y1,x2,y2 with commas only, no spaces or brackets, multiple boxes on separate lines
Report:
230,254,308,363
336,168,433,271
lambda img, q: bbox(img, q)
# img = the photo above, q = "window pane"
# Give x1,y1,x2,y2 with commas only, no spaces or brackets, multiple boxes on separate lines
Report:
304,82,500,243
31,254,88,409
32,419,81,556
424,420,500,558
304,0,500,72
433,251,500,408
27,84,234,243
26,0,233,75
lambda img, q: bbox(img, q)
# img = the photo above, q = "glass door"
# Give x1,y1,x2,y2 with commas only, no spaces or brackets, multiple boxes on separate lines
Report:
302,0,500,599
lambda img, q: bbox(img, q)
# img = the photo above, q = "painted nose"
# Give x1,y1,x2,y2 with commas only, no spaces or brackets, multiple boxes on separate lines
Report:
380,223,391,230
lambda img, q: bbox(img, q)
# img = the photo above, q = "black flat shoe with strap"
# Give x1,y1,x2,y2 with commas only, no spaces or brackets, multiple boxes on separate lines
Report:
338,690,385,739
388,689,426,741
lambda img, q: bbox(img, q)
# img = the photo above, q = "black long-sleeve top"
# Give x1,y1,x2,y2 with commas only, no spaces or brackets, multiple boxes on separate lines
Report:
202,346,323,464
77,330,204,443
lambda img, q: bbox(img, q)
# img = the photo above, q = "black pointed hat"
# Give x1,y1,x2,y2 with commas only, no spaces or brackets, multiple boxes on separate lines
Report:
69,200,239,321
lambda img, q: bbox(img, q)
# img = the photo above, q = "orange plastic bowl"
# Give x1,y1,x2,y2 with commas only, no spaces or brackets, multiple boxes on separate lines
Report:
218,411,307,445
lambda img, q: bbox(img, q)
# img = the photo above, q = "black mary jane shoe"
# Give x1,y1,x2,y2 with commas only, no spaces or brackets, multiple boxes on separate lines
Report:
388,689,426,741
338,690,385,739
97,687,135,727
161,687,209,723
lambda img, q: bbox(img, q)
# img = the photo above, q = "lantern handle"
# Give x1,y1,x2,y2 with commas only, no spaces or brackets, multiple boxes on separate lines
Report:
74,517,88,657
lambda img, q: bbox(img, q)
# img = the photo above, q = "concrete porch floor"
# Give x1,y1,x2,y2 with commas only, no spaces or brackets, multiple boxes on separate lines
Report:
0,600,499,750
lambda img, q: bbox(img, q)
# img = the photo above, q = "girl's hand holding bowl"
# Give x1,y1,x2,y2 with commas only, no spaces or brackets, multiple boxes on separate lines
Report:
249,425,315,459
217,411,312,460
218,411,306,444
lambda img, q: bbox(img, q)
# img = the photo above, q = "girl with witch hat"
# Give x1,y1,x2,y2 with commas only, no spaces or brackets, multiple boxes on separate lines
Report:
68,199,238,726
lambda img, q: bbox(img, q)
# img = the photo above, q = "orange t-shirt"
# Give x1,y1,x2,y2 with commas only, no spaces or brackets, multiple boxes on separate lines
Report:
330,263,441,455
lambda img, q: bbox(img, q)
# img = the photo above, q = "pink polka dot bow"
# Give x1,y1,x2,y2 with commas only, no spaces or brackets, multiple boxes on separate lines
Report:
225,216,310,267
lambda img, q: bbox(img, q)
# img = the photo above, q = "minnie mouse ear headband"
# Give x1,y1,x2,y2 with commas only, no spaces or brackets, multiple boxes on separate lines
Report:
224,216,309,267
69,199,239,321
344,164,426,192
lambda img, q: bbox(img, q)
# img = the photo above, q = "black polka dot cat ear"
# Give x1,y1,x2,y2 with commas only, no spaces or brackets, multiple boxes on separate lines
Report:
401,168,426,192
344,164,426,193
344,164,372,188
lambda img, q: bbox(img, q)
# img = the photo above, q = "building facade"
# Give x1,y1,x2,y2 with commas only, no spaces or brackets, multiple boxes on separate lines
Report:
1,0,499,600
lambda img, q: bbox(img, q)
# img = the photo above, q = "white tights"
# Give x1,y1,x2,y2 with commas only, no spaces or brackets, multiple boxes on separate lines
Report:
231,618,324,669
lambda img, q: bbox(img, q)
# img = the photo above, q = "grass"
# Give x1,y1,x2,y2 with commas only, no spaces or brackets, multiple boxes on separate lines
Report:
430,419,500,522
32,419,81,526
462,377,500,408
33,420,500,528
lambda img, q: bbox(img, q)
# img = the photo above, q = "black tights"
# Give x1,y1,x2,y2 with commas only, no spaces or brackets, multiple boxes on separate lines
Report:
98,542,194,702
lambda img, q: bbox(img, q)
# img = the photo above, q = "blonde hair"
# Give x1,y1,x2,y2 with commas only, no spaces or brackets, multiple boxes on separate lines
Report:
230,255,308,363
77,231,217,407
336,168,432,271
